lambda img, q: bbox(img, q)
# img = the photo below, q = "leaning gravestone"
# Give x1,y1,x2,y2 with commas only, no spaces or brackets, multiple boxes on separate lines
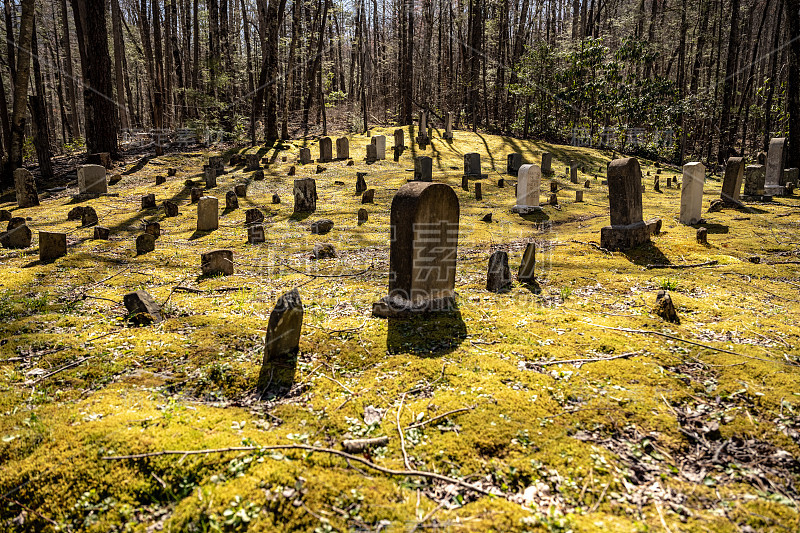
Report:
201,250,234,276
541,152,552,175
163,201,179,217
680,162,705,225
319,137,333,162
356,173,367,194
293,178,317,214
362,189,375,204
39,231,67,262
371,135,386,160
744,164,766,197
512,164,542,214
197,196,219,231
518,242,536,283
0,218,32,249
123,290,162,325
486,251,511,292
464,153,487,178
136,233,155,255
14,168,39,208
299,147,312,165
78,164,108,194
414,156,433,181
765,137,787,196
600,157,651,251
257,288,304,393
245,208,264,226
721,157,745,204
394,129,405,150
507,153,522,176
336,137,350,160
94,226,110,240
372,182,459,317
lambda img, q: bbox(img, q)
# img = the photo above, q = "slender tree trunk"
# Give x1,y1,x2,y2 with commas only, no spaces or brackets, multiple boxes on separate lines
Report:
111,0,129,130
29,19,53,179
787,0,800,167
718,0,741,162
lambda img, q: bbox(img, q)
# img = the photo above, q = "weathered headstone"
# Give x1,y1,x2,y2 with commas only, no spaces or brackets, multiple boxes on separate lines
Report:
287,166,296,176
144,221,160,238
765,137,787,196
191,187,203,203
394,129,405,150
319,137,333,162
299,147,312,165
518,243,536,283
78,164,108,194
358,208,368,224
316,164,326,174
461,176,469,191
39,231,67,262
549,192,558,206
475,182,483,200
94,226,110,240
541,152,552,175
208,156,224,174
742,164,765,197
14,168,39,208
372,182,459,317
141,194,156,209
721,157,745,204
680,162,705,225
463,153,487,178
550,181,558,193
247,224,265,244
443,111,453,140
293,178,317,213
356,172,367,194
570,161,578,183
253,169,265,180
272,193,281,204
362,189,375,203
600,157,651,251
81,206,99,227
366,143,378,163
697,227,708,244
654,176,661,192
414,156,432,181
417,111,429,145
498,178,505,188
575,190,583,202
0,210,11,221
310,219,334,235
257,288,304,393
784,168,799,187
486,251,511,292
155,175,166,185
124,290,162,325
136,233,155,255
201,250,234,276
0,218,32,249
246,208,264,226
197,196,219,231
163,200,179,217
226,190,239,210
371,135,386,160
312,243,337,259
245,153,261,171
204,166,217,188
507,153,522,176
654,290,679,323
168,167,177,177
87,152,112,169
336,137,350,160
234,184,247,197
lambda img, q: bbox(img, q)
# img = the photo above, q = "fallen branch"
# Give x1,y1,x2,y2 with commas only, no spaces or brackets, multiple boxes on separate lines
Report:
645,260,718,269
570,240,612,255
397,393,411,469
529,352,639,367
767,260,800,265
282,263,373,279
342,436,389,454
101,443,504,498
404,406,476,430
31,356,95,385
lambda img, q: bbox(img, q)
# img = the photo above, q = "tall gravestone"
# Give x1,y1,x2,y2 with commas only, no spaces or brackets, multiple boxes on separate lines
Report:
721,157,745,203
570,161,578,184
371,136,386,160
511,164,542,214
507,153,522,176
394,129,405,150
541,152,552,175
336,137,349,160
197,196,219,231
518,243,536,283
464,153,487,178
372,182,459,317
414,156,433,181
679,162,705,225
257,288,304,393
600,158,651,250
78,164,108,194
366,144,378,163
293,178,317,213
319,137,333,162
14,168,39,208
744,164,766,197
765,137,787,196
443,111,453,140
204,167,217,188
417,111,429,146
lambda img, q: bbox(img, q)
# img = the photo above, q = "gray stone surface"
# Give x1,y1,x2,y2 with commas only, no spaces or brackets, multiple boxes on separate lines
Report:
414,156,433,181
78,164,108,194
136,233,155,255
123,290,163,325
39,231,67,262
507,153,522,175
201,249,234,276
518,242,536,283
197,196,219,231
319,137,333,162
721,157,745,203
336,137,350,160
257,288,304,393
743,164,765,197
765,137,787,195
600,157,650,251
14,168,39,208
293,178,317,213
486,251,511,292
0,218,32,249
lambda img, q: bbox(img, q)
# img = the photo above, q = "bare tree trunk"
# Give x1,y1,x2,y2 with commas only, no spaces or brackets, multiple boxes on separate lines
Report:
111,0,129,130
787,0,800,167
29,19,53,179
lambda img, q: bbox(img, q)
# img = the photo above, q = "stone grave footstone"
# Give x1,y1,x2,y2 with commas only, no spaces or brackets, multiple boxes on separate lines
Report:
136,233,155,255
0,218,32,249
248,225,265,244
414,156,432,181
362,189,375,204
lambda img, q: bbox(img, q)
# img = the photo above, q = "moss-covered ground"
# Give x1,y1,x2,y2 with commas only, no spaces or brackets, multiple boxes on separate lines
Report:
1,126,799,532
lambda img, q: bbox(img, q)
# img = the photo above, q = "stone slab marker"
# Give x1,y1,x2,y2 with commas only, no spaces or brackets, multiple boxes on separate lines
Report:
417,111,429,144
486,251,511,292
257,288,304,393
507,153,522,176
575,190,583,202
136,233,155,255
202,250,234,276
541,152,552,175
444,112,453,140
371,135,386,160
366,144,378,163
372,182,459,318
204,167,217,188
464,153,487,178
721,157,745,203
415,156,432,181
245,153,261,171
0,218,32,249
394,129,405,150
336,137,350,160
600,157,651,251
356,173,367,194
94,227,110,240
81,206,99,227
765,137,787,196
319,137,333,162
570,161,578,183
14,168,39,208
512,164,542,214
248,225,265,244
518,243,536,282
680,162,705,225
124,290,163,325
784,168,799,187
78,164,108,194
39,231,67,262
743,164,765,197
299,147,312,165
197,196,219,231
293,178,317,213
226,191,239,210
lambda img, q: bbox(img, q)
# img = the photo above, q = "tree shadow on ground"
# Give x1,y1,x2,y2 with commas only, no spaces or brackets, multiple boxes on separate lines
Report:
697,222,729,235
386,306,467,356
621,242,671,266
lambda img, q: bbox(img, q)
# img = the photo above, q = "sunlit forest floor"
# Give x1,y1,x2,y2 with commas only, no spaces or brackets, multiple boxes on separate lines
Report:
1,125,799,532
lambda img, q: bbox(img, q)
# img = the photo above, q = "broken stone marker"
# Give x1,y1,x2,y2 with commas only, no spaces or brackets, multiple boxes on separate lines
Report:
372,182,459,318
697,227,708,244
600,157,651,251
316,165,326,174
654,290,679,323
293,178,317,213
77,164,108,194
201,249,234,276
486,251,511,292
136,233,155,255
226,190,239,210
541,152,552,175
475,182,483,201
336,137,350,160
312,243,337,259
319,137,333,162
721,157,745,204
680,162,705,225
245,153,261,171
362,189,375,204
124,290,162,325
287,166,296,176
14,168,39,208
358,208,368,224
155,175,166,185
512,164,541,214
549,193,558,206
191,187,203,203
356,172,367,194
197,196,219,231
464,153,487,178
550,181,558,193
765,137,787,196
247,225,265,244
461,176,469,191
141,194,156,209
94,226,110,240
81,206,99,227
507,153,522,176
394,128,405,150
310,219,334,235
234,184,247,197
481,212,492,222
518,242,536,283
257,288,304,393
299,147,312,165
584,180,591,188
0,218,32,249
39,231,67,262
414,156,433,181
